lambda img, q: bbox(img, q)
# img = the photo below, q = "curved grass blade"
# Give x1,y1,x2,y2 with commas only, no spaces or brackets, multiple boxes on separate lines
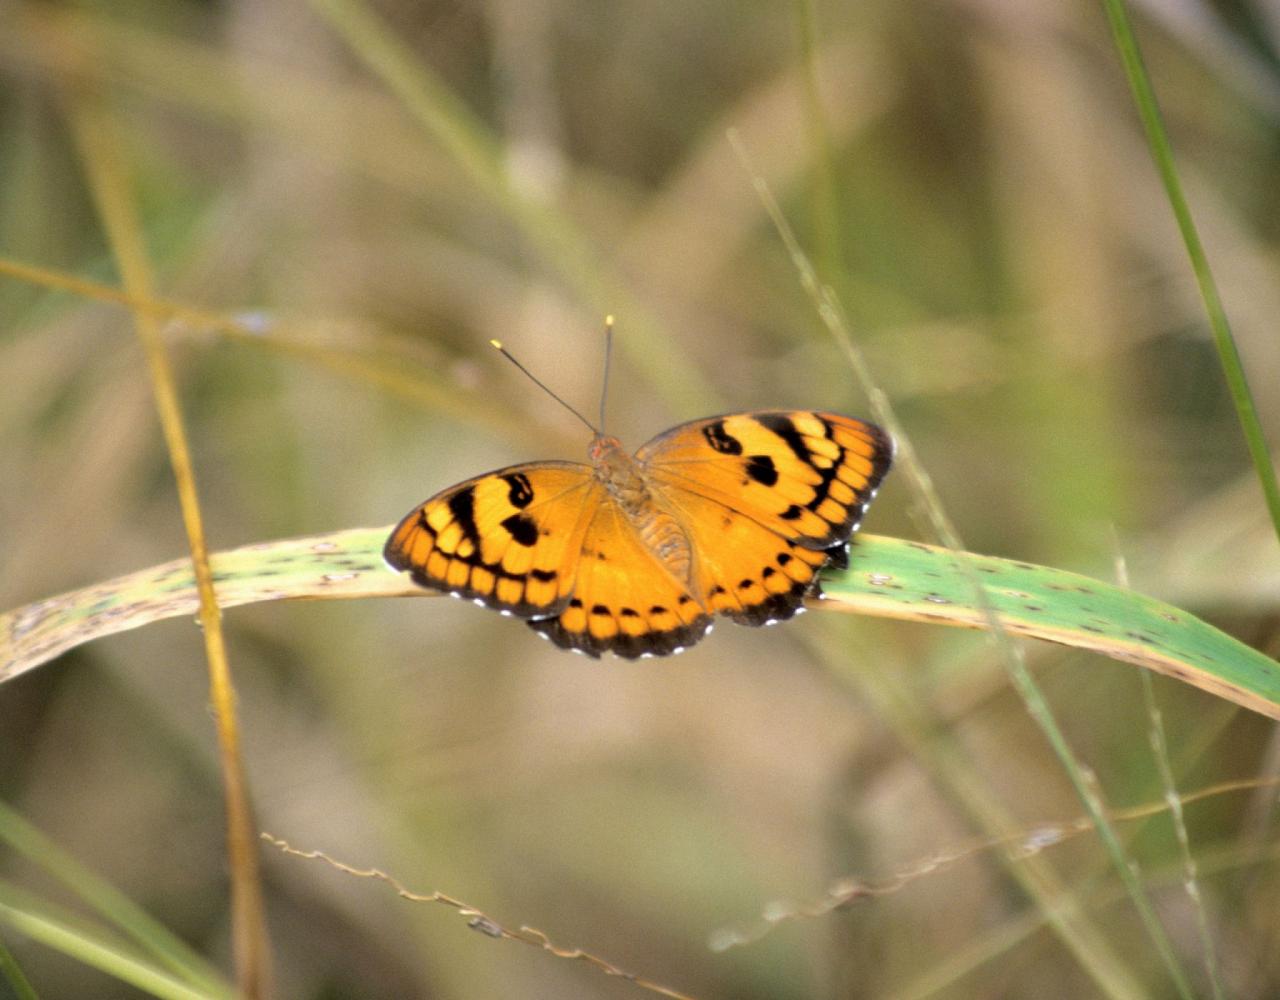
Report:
2,530,1277,720
0,801,227,996
824,538,1280,718
0,881,230,1000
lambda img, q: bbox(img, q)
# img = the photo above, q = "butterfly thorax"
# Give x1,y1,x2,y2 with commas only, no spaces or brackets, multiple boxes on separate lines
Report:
589,434,694,586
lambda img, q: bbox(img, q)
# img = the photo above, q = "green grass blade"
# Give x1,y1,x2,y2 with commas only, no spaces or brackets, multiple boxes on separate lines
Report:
3,530,1277,721
0,803,228,997
0,882,229,1000
1101,0,1280,546
0,932,39,1000
822,537,1280,718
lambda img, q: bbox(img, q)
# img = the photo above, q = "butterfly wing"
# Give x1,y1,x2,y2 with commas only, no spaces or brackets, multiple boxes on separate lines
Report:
384,462,598,617
639,411,893,624
527,499,714,659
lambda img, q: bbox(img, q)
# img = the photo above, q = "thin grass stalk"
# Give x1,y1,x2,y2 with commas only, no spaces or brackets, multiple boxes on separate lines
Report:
794,0,844,285
894,830,1280,1000
730,131,1196,998
304,0,718,414
813,629,1147,1000
1101,0,1280,547
60,83,272,999
1138,669,1225,998
1109,543,1224,997
0,257,526,441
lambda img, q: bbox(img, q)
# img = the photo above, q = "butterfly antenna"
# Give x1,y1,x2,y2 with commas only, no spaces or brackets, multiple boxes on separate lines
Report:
598,315,614,435
490,339,598,434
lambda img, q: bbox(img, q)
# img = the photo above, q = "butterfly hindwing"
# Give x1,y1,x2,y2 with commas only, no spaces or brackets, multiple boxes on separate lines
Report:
639,410,892,550
527,500,713,659
384,462,597,617
650,485,835,626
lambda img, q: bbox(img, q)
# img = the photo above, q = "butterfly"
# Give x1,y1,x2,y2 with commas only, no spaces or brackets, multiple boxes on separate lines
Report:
384,325,896,655
384,336,893,659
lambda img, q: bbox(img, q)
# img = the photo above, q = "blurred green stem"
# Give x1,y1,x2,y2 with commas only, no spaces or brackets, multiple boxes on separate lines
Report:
794,0,844,286
0,933,38,1000
1102,0,1280,548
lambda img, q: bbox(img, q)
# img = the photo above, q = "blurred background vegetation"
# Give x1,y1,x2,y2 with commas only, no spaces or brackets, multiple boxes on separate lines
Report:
2,0,1279,997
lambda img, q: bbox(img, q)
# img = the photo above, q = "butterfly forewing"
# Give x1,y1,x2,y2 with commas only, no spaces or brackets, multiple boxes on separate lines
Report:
384,462,598,617
639,411,893,549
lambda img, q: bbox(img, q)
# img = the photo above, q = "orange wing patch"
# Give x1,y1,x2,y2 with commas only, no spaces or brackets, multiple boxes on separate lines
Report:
384,462,596,617
641,411,892,550
655,487,832,626
527,501,713,658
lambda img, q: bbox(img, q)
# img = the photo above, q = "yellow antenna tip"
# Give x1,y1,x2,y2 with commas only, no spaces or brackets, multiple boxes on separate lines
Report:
605,315,615,327
489,339,503,350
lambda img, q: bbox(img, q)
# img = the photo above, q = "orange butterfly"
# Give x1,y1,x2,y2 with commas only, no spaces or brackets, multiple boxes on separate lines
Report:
385,336,892,658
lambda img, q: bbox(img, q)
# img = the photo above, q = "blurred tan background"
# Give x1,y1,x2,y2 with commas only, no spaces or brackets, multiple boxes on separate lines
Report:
1,0,1279,997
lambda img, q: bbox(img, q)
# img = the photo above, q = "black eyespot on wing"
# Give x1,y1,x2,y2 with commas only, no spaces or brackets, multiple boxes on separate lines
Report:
744,454,778,486
501,513,538,547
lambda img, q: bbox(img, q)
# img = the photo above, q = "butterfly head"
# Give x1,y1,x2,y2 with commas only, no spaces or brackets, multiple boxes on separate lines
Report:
588,432,628,469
